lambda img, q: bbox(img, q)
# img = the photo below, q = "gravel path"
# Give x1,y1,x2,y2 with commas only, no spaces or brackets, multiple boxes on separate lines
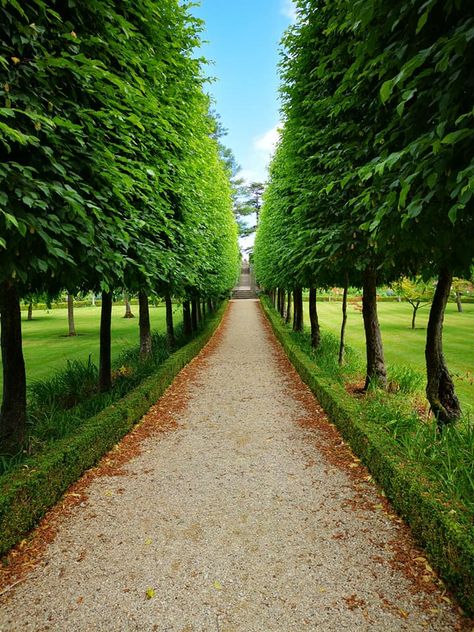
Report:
0,300,467,631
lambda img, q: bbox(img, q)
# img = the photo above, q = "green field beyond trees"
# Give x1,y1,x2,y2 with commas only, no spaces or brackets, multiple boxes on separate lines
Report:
0,305,182,390
304,300,474,411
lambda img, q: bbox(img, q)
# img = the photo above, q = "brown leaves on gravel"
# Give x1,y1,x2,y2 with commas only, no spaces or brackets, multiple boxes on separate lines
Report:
256,304,473,631
0,305,231,599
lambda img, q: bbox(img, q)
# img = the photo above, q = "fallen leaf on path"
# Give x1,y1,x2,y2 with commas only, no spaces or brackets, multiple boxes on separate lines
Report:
213,580,223,591
146,588,156,599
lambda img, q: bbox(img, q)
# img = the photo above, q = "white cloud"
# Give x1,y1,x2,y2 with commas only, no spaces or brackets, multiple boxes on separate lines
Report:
254,124,281,154
281,0,297,22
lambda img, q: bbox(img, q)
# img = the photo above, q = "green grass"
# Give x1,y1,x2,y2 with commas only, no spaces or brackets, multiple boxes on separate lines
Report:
304,300,474,411
0,303,183,389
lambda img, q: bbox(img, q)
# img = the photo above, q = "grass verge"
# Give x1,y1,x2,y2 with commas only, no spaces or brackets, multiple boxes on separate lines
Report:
261,297,474,615
0,302,227,558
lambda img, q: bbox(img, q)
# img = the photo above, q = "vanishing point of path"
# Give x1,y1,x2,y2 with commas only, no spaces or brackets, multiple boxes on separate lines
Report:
0,301,467,631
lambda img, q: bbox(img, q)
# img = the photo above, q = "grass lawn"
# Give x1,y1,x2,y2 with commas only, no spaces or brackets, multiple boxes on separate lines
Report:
0,303,183,388
304,300,474,412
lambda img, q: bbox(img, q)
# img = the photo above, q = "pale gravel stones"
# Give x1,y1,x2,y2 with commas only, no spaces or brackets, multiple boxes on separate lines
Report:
0,300,463,631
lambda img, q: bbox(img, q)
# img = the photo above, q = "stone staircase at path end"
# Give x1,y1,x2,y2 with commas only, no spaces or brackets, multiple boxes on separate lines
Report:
232,262,257,299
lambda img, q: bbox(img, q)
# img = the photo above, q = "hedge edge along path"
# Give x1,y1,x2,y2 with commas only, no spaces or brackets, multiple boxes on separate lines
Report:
260,297,474,616
0,302,228,558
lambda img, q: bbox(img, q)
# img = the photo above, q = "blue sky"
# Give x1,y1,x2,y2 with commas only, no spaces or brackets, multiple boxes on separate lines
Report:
192,1,296,184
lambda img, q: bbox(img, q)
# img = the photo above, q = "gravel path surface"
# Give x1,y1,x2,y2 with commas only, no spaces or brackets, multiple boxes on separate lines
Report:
0,300,467,631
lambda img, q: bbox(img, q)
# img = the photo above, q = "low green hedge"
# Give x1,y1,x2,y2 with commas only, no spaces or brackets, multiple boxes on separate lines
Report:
0,303,227,558
260,297,474,615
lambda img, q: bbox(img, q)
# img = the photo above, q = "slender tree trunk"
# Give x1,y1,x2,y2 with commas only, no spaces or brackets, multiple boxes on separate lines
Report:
207,298,213,313
196,296,202,324
285,291,292,324
139,290,152,358
362,267,387,390
123,292,134,318
309,287,321,349
27,302,33,321
183,300,192,336
191,297,198,332
0,282,27,450
412,304,419,330
67,293,76,336
165,292,174,347
338,275,349,366
202,299,206,318
99,291,113,393
91,292,96,307
425,268,461,428
293,287,303,332
455,292,463,313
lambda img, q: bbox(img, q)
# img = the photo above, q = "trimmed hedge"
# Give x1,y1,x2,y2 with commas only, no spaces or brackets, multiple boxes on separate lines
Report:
260,297,474,615
0,303,227,557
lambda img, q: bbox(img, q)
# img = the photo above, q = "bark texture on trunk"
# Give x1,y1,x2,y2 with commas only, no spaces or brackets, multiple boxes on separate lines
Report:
285,291,292,324
139,290,152,359
123,292,134,318
183,300,192,336
425,268,461,427
309,287,321,349
67,293,76,336
165,292,174,347
293,287,303,332
99,291,113,393
338,276,348,366
362,267,387,390
0,282,27,449
27,302,33,321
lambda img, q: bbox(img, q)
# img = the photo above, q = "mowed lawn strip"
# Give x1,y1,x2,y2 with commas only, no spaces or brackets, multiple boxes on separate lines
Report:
304,300,474,411
0,305,183,388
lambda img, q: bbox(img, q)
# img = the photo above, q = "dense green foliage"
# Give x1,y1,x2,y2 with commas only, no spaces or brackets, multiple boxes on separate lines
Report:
0,1,239,446
254,0,473,421
261,297,474,616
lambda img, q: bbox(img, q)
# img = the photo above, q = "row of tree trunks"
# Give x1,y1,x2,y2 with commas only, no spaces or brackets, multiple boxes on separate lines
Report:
0,282,26,450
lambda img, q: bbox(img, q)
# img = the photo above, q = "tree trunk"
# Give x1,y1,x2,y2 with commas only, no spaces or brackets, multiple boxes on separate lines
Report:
123,292,134,318
196,296,202,324
67,293,76,336
183,300,192,336
412,304,419,330
455,292,463,313
91,292,96,307
309,287,321,349
191,297,198,332
27,302,33,321
0,282,27,450
285,291,292,324
362,267,387,390
207,298,213,314
99,291,113,393
165,292,174,347
139,290,152,359
338,275,349,366
293,287,303,332
425,268,461,428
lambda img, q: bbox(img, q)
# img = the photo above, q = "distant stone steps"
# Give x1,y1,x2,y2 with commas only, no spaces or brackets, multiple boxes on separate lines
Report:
232,289,257,299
